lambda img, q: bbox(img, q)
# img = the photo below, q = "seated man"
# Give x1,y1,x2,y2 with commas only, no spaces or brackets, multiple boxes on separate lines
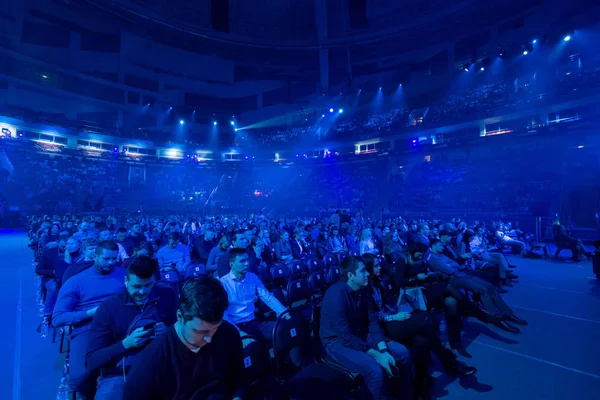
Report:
156,232,191,273
428,239,527,333
320,257,413,400
496,224,527,256
86,256,179,399
52,240,126,394
61,237,97,284
123,277,244,400
220,248,287,340
99,229,130,263
35,232,69,329
217,230,249,278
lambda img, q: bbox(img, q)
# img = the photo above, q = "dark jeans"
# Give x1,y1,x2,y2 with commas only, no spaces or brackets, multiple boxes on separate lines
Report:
451,275,513,318
325,338,412,400
95,376,125,400
384,312,456,385
237,319,276,341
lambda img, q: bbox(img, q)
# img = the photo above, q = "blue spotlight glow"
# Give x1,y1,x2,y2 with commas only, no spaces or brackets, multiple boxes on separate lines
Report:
329,108,334,113
338,109,343,113
230,121,235,126
523,50,528,55
179,120,184,125
321,114,325,118
564,35,571,42
532,39,537,44
480,67,485,71
234,128,238,132
213,121,217,126
464,67,469,72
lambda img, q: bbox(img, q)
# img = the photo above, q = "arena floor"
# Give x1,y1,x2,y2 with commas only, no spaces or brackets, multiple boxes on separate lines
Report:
1,230,599,400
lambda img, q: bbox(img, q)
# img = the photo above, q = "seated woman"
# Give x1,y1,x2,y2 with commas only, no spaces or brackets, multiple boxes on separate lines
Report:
327,226,348,259
206,236,230,274
359,228,379,255
274,230,293,264
362,255,476,400
383,230,405,264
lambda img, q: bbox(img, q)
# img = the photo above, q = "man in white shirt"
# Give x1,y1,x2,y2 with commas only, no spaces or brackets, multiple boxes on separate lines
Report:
157,232,190,272
220,247,286,340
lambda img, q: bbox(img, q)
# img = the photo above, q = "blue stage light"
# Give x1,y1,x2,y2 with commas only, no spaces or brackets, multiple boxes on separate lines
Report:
523,50,528,55
338,109,343,113
564,35,571,42
329,108,334,113
213,121,217,126
179,120,184,125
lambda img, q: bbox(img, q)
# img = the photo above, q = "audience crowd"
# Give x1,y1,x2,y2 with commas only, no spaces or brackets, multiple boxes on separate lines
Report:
32,208,597,400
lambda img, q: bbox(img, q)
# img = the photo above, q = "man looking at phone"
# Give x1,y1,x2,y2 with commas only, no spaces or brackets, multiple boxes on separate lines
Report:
86,256,179,399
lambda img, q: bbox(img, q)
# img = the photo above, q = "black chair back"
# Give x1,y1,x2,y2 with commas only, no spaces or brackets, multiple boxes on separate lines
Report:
271,263,290,285
290,259,308,278
306,257,324,273
308,270,326,294
326,265,341,284
287,278,312,307
323,253,338,268
273,310,313,379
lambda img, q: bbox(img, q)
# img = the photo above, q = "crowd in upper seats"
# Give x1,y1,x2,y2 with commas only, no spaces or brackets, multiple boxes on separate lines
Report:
29,209,597,400
256,68,600,146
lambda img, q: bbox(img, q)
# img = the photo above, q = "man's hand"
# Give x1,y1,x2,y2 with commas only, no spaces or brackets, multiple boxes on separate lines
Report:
64,251,72,264
367,350,393,375
393,312,411,321
416,273,428,280
150,322,167,339
86,307,98,317
381,351,397,370
123,327,152,350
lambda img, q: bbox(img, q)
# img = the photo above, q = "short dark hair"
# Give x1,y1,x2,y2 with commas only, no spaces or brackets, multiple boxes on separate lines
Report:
229,247,248,262
135,241,155,257
169,232,181,241
126,255,158,279
361,254,378,275
95,240,119,255
179,276,229,324
430,238,442,247
117,227,128,234
340,256,363,282
81,237,98,250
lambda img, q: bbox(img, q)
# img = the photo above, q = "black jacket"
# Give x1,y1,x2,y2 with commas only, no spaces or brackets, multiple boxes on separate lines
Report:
86,284,179,375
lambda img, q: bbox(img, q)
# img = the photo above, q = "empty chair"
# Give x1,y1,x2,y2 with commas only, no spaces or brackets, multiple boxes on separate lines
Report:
271,263,291,287
323,253,338,268
240,335,277,400
159,267,181,291
286,278,312,308
272,310,358,400
308,270,327,296
290,259,308,278
326,265,341,284
184,263,206,279
306,257,324,273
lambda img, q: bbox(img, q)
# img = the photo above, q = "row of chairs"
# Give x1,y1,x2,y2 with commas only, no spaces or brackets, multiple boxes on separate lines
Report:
242,305,364,400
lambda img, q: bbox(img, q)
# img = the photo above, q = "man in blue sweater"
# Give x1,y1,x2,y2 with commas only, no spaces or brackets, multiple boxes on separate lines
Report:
52,240,126,395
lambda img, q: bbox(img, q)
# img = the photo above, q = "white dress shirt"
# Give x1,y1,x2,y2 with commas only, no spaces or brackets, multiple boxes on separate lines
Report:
220,271,286,325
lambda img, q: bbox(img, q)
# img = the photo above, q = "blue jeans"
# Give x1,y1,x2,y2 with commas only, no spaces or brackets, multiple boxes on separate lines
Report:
95,376,125,400
326,338,412,400
69,330,91,391
43,279,58,317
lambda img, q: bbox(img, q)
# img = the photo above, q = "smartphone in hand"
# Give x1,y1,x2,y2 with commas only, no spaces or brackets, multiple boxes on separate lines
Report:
142,322,157,332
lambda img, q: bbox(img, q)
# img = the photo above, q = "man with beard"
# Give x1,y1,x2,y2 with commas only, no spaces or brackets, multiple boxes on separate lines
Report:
86,256,178,399
52,240,126,396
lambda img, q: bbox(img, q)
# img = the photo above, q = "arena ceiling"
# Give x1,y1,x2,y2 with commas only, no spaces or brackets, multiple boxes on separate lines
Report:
75,0,595,85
